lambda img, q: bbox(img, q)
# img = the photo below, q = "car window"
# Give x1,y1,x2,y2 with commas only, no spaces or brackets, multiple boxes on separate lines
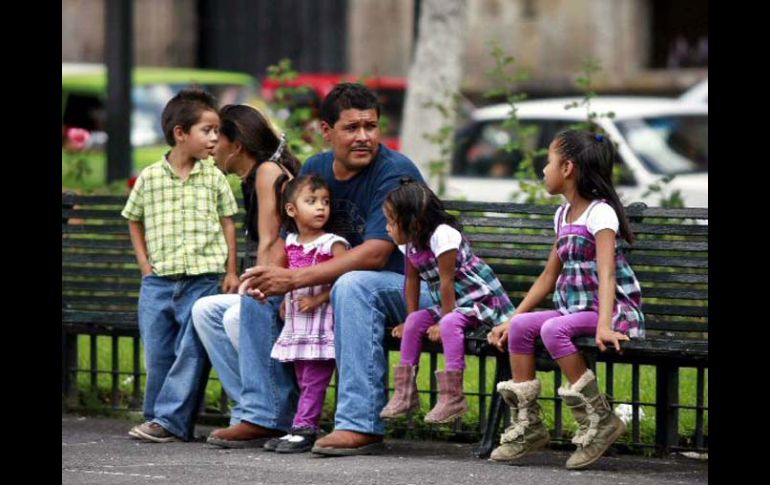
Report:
616,115,708,175
452,120,543,178
453,117,638,186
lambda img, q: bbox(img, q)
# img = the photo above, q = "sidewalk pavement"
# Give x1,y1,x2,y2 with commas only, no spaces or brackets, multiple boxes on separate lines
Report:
63,414,707,485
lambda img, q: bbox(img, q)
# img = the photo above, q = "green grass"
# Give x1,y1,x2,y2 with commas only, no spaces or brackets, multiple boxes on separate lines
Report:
70,335,707,447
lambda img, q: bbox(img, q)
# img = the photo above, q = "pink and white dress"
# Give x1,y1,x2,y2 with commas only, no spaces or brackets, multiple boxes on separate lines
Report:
270,232,350,362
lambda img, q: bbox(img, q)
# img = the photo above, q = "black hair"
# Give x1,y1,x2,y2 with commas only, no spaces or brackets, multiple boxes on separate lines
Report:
161,87,218,146
319,82,380,127
218,104,301,175
553,129,635,243
383,177,461,250
273,173,331,234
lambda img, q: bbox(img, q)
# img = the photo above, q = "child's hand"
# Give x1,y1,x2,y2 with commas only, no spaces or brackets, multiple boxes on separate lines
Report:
222,272,240,294
487,321,511,352
427,324,442,342
595,326,630,353
391,323,405,339
297,296,320,313
279,298,287,321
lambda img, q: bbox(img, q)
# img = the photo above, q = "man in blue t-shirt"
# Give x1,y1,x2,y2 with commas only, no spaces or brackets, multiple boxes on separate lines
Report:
202,83,431,454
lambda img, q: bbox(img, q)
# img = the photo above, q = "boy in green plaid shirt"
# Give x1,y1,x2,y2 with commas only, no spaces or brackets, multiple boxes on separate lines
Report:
121,88,239,443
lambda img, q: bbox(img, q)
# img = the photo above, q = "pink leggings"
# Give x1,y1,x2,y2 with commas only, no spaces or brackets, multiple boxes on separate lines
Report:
292,360,336,430
508,310,599,360
400,309,478,371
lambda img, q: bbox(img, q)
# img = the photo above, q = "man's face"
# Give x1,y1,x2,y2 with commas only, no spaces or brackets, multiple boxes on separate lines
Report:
322,108,380,177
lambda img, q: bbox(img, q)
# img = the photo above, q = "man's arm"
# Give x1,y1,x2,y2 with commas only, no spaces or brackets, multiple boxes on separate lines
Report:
241,238,394,298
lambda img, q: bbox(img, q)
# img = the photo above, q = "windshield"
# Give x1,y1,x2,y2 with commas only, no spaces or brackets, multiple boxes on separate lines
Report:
616,115,708,175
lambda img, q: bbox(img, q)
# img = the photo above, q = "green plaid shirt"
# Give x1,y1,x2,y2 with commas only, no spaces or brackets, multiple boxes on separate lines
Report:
121,157,238,277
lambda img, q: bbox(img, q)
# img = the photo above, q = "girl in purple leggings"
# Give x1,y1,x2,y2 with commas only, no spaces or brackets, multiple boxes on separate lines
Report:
380,178,515,424
486,129,645,469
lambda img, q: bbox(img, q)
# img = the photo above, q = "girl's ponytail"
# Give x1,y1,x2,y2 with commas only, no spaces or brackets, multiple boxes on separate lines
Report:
273,172,293,233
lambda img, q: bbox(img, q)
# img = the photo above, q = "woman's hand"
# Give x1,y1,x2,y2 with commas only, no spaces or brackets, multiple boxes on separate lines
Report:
391,323,405,339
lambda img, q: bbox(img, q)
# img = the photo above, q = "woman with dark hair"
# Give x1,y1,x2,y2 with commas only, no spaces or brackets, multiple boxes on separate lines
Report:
191,104,300,433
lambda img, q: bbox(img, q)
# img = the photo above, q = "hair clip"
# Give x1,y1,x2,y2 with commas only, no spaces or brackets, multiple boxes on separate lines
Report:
399,176,414,185
595,134,605,142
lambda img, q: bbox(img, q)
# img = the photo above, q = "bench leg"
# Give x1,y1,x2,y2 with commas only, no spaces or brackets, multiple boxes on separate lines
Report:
475,353,511,458
656,364,680,454
62,331,79,408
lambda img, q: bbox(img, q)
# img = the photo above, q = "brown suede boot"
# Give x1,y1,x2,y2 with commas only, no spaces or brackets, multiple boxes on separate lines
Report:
559,369,627,469
380,364,420,419
489,379,550,462
424,370,469,424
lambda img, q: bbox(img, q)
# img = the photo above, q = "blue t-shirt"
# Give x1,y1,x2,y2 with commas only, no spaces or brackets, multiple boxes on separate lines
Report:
300,144,424,274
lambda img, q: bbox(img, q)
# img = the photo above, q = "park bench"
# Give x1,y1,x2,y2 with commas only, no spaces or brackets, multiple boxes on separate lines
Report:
62,193,707,455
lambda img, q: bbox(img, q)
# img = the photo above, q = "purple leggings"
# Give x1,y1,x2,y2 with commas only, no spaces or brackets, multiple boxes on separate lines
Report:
292,359,336,430
400,309,478,371
508,310,599,360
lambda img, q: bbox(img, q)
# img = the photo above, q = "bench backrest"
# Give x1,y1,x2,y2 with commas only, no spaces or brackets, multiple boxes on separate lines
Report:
63,194,708,343
443,201,708,342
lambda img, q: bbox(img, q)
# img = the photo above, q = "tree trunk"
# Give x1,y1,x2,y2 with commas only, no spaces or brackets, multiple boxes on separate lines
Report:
400,0,468,195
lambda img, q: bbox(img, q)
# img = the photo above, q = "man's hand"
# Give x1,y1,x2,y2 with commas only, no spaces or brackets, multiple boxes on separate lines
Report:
239,265,294,301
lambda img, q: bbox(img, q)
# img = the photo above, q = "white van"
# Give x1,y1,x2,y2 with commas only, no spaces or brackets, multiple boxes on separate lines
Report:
446,97,708,207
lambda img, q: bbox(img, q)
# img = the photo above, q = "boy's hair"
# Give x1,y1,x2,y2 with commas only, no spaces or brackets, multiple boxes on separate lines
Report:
384,177,461,251
273,173,331,234
161,87,218,146
219,104,301,176
320,82,380,127
553,129,635,243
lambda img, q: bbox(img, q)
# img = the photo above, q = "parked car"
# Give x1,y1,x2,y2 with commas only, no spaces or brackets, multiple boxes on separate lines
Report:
62,63,259,187
261,73,406,150
679,78,708,105
447,97,708,207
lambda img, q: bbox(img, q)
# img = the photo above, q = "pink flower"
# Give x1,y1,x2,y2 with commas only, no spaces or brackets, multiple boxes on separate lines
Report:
66,127,91,150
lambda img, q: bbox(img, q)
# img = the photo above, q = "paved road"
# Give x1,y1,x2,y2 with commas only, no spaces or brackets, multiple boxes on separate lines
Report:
62,414,707,485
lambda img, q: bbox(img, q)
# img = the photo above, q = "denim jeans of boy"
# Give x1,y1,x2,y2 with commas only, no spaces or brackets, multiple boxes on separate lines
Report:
138,273,219,440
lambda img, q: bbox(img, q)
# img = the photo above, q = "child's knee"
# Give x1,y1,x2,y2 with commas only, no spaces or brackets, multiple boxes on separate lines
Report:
540,318,567,348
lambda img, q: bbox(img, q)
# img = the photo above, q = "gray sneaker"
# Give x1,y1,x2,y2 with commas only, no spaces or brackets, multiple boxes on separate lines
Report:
132,421,181,443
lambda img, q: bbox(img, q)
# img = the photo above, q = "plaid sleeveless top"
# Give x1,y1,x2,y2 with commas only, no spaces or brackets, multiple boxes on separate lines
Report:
553,201,645,338
405,228,515,327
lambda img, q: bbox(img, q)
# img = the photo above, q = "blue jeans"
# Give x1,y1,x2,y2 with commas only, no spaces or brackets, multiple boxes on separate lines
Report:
137,273,219,441
330,271,431,435
191,293,243,425
194,293,299,432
